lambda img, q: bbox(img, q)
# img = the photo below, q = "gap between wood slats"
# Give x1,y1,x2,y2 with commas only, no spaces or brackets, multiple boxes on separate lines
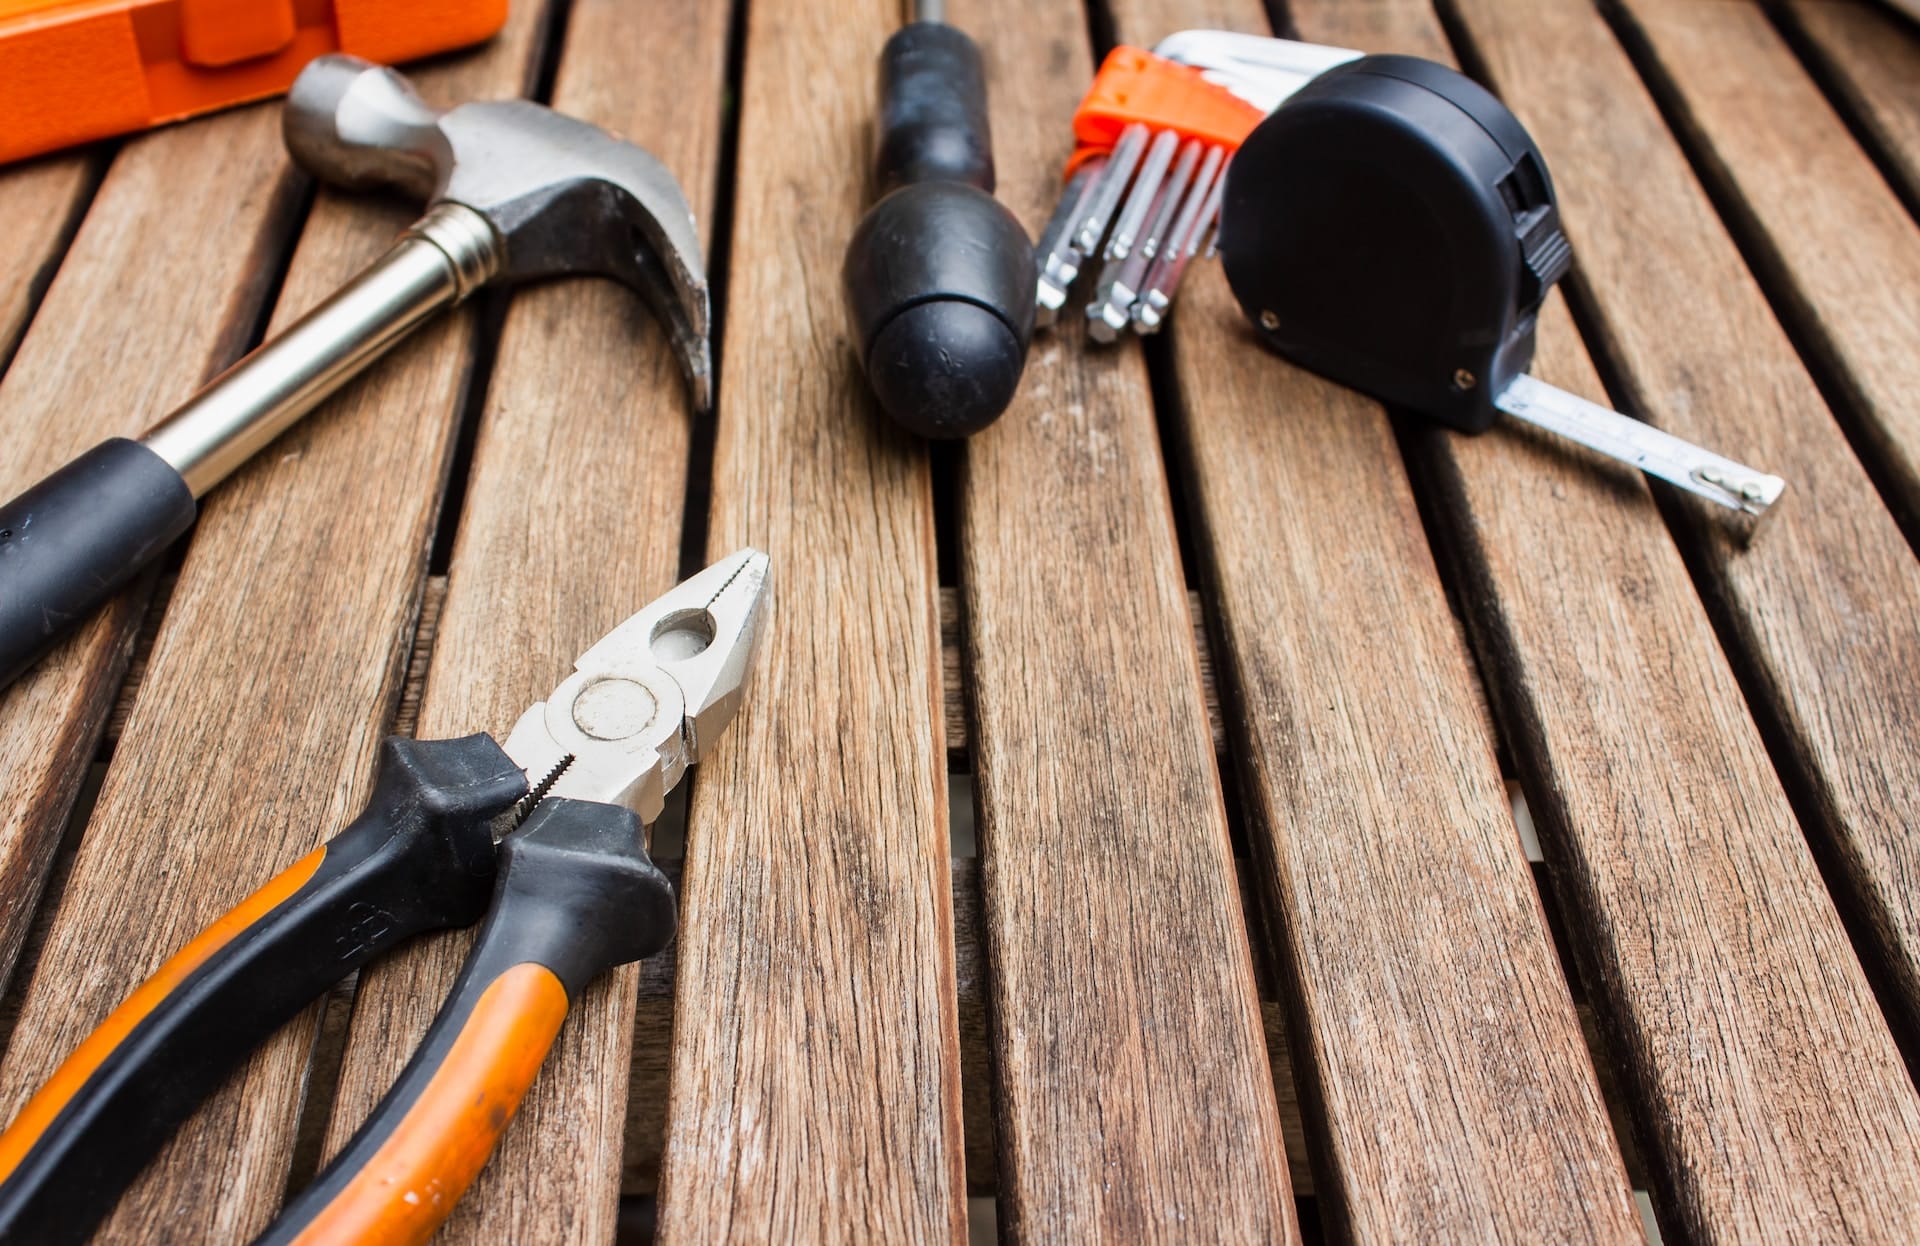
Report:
1107,3,1641,1240
126,569,1627,1200
1598,0,1920,554
260,844,1647,1218
424,0,584,579
105,570,1531,938
0,150,109,384
59,9,1622,1234
671,0,751,586
1768,0,1920,224
1429,0,1920,1237
0,80,320,1028
625,862,1641,1206
304,3,727,1242
1596,0,1920,1073
0,2,560,1236
363,581,1615,1145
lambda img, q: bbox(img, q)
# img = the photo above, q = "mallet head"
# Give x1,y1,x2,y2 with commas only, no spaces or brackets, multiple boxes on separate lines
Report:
284,54,712,409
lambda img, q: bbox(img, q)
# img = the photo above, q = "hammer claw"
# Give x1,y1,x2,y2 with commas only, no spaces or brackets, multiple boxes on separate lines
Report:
624,217,714,411
285,55,713,411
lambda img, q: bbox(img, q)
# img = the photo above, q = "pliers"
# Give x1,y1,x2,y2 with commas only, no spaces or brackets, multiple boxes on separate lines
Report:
0,548,770,1246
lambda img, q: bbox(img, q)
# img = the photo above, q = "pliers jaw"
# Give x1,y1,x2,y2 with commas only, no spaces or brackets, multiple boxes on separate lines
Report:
501,548,769,824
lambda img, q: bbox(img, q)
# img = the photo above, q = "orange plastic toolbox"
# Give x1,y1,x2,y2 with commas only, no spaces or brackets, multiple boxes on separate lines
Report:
0,0,508,164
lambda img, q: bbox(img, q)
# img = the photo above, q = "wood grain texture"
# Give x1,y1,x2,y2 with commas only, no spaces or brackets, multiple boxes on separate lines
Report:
948,587,1237,757
958,1,1294,1240
1441,0,1920,1236
618,870,1654,1209
624,860,1319,1199
1780,0,1920,207
1615,0,1920,517
650,0,966,1240
310,2,730,1241
1100,1,1640,1240
0,107,306,1008
0,154,94,375
126,583,1239,755
0,12,548,1242
1612,0,1920,1048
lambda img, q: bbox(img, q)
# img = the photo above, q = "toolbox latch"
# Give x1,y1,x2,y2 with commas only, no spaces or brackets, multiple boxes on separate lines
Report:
178,0,297,67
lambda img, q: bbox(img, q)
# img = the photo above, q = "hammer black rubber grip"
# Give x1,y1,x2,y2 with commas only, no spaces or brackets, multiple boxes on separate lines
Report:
0,438,197,690
875,22,995,193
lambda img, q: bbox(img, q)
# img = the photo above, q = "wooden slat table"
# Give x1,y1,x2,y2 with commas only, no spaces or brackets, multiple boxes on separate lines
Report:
0,0,1916,1241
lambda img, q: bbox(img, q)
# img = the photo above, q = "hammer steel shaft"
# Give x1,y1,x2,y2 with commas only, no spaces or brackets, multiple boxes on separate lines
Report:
0,203,501,693
145,202,500,497
0,55,709,695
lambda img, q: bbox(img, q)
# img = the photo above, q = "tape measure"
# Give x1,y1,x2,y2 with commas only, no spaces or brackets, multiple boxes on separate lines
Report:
1219,54,1571,433
1217,54,1785,516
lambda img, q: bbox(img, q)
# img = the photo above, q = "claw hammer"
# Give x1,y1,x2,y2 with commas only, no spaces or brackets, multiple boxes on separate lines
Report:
0,55,710,692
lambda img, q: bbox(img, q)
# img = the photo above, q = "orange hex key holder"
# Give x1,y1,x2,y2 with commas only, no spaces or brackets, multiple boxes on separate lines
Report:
0,550,769,1246
0,0,509,164
1034,34,1359,336
1034,46,1266,338
1063,45,1267,175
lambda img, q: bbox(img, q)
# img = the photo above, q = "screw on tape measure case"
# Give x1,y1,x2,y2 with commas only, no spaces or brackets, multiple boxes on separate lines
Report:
0,0,508,164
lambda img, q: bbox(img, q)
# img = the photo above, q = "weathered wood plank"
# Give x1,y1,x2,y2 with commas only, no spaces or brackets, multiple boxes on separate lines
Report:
960,587,1235,755
309,1,730,1240
0,109,306,1008
617,858,1651,1208
1779,0,1920,208
1441,0,1920,1236
959,1,1294,1240
623,859,1319,1198
0,13,549,1241
0,155,95,376
1614,0,1920,522
1613,0,1920,1050
1100,1,1640,1239
633,862,980,1212
650,0,966,1239
946,587,1238,757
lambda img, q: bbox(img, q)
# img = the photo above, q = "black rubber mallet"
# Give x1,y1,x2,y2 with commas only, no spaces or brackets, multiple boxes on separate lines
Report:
843,0,1037,438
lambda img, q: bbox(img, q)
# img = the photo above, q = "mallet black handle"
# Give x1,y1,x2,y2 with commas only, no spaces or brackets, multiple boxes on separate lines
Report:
844,20,1037,439
874,20,996,193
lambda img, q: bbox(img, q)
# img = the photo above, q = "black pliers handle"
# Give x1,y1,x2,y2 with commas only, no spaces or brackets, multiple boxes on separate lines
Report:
257,793,674,1246
0,734,527,1244
0,548,768,1245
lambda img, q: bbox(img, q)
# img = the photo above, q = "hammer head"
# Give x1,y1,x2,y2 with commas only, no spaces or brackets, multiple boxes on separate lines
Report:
285,55,712,409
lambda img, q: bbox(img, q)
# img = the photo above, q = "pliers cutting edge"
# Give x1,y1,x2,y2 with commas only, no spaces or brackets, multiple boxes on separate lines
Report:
0,548,770,1245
